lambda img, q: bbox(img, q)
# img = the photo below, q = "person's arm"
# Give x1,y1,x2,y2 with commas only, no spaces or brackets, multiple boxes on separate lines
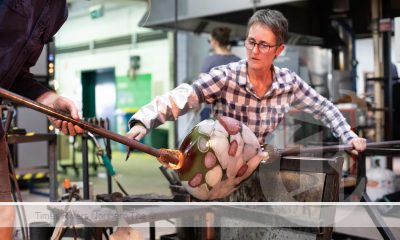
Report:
9,68,50,100
127,83,201,136
291,72,359,143
10,68,84,135
127,67,229,141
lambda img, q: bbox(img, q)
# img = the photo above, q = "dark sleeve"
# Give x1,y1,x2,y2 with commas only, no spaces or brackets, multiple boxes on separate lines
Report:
392,64,399,78
200,56,212,73
233,55,241,62
9,67,50,100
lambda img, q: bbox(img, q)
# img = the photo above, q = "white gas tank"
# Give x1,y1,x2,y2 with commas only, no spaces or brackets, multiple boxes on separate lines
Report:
366,159,395,201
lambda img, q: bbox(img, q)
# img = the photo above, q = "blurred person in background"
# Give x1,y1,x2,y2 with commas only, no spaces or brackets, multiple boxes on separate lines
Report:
391,63,398,79
199,27,241,120
200,27,241,74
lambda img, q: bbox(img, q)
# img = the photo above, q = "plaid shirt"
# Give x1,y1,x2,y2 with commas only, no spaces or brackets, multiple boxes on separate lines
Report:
192,60,358,144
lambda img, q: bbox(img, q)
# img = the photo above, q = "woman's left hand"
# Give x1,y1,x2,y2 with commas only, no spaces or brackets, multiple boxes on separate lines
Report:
349,137,367,155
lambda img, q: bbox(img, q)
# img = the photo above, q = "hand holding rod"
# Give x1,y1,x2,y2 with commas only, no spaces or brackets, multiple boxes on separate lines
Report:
0,88,183,168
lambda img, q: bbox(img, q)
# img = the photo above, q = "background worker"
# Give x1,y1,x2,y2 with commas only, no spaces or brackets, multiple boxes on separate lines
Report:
200,27,241,120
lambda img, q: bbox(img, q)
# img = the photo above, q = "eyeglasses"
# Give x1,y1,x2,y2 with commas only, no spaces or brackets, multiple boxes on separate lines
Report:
244,39,279,53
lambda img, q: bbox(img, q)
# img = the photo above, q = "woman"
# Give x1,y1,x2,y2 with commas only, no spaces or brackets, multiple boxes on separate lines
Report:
127,9,366,154
127,8,366,202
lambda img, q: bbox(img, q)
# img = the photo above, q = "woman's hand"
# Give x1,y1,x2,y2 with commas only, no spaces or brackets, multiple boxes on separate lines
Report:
349,137,367,155
126,123,148,141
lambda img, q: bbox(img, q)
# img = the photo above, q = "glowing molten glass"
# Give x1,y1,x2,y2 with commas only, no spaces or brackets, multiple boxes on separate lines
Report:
157,148,184,170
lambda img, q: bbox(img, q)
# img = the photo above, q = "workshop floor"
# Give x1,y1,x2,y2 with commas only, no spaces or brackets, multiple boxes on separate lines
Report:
58,150,172,197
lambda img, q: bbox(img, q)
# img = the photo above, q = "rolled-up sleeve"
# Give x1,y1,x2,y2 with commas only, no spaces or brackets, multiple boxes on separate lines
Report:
129,83,200,130
129,66,229,131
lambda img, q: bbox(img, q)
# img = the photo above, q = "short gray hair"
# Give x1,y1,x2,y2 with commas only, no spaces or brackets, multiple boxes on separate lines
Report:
247,9,288,45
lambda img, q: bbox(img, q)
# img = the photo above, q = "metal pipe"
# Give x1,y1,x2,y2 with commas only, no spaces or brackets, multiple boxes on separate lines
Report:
281,140,400,156
381,0,393,141
372,0,384,141
82,134,90,200
0,88,176,162
173,0,178,149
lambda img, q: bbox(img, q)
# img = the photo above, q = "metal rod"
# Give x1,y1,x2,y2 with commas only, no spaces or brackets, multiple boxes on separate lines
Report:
82,134,90,200
281,140,400,156
362,193,397,240
105,118,113,195
0,88,160,157
356,152,366,198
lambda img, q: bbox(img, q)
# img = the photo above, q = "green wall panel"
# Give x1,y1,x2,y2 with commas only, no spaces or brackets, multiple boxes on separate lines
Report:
116,74,152,112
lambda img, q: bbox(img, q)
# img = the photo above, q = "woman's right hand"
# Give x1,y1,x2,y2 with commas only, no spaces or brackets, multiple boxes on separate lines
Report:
126,123,148,141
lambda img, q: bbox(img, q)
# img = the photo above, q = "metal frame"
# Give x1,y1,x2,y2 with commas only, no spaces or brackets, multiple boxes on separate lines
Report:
7,133,58,201
355,147,400,240
46,155,344,240
258,156,344,239
81,118,113,200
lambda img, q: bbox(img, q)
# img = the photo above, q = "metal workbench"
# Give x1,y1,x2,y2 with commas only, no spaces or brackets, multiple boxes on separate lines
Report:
7,133,58,201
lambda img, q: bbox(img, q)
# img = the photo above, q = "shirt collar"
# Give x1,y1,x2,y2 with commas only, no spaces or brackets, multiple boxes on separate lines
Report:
270,65,280,90
239,61,281,91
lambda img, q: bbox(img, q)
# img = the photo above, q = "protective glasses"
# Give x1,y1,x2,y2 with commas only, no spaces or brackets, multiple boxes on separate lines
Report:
244,38,279,53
